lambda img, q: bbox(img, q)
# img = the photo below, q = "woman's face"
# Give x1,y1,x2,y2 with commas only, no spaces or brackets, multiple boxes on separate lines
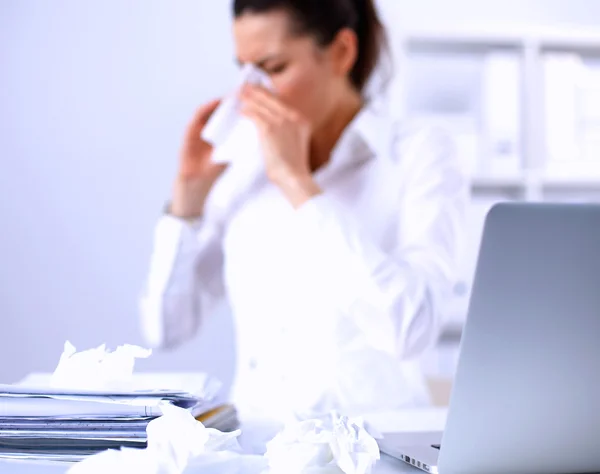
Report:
233,9,355,131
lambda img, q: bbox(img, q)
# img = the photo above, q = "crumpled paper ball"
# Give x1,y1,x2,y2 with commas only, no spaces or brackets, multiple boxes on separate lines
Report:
330,416,381,474
264,414,380,474
146,403,242,472
67,404,243,474
50,341,152,390
265,419,334,474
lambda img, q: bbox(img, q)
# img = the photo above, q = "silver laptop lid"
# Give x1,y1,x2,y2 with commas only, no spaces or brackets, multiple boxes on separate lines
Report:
439,203,600,474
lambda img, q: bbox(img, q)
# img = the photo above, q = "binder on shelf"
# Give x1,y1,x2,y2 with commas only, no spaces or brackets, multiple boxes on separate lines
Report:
543,53,580,175
480,51,522,177
544,53,600,179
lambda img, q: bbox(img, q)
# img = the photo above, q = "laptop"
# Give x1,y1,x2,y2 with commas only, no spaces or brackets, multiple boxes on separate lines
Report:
378,203,600,474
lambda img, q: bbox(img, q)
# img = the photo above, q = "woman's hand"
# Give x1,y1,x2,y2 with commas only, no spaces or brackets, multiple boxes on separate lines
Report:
170,99,227,219
240,85,321,208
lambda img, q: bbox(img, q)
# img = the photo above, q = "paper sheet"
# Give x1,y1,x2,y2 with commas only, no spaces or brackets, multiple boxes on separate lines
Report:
0,342,226,465
201,63,274,168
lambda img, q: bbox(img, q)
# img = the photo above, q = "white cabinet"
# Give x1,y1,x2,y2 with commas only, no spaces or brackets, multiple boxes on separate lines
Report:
393,26,600,200
391,26,600,332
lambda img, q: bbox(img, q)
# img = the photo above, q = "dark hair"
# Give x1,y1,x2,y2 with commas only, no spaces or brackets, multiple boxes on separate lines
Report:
233,0,388,93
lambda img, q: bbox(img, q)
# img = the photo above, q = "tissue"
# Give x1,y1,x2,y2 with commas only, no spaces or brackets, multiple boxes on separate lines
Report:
264,414,380,474
265,419,334,474
66,448,157,474
67,404,244,474
330,416,380,474
201,63,274,167
146,403,242,471
50,341,152,390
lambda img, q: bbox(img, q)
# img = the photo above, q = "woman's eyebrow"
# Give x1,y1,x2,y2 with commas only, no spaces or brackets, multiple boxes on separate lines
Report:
235,54,282,69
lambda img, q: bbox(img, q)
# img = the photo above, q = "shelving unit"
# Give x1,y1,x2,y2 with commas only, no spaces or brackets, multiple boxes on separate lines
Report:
390,27,600,339
392,26,600,201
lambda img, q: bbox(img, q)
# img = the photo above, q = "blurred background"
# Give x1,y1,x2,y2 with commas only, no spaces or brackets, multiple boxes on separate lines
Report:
2,0,600,402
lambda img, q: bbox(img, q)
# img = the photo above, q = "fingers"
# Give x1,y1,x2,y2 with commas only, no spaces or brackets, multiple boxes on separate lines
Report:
197,98,221,121
187,98,221,135
240,96,279,128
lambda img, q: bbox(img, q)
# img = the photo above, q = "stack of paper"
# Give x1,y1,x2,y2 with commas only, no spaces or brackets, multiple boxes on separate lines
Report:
0,375,239,463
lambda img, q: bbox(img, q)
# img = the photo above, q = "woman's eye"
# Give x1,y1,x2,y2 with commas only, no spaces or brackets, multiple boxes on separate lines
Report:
265,64,286,75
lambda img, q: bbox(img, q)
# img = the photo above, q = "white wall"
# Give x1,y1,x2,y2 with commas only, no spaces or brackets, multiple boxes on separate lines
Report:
0,0,238,388
1,0,599,392
381,0,600,30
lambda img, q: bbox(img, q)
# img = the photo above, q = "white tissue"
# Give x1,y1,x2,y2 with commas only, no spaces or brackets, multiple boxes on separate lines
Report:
146,403,242,468
66,448,157,474
265,419,334,474
201,63,274,168
330,416,380,474
264,415,380,474
67,404,243,474
50,341,152,391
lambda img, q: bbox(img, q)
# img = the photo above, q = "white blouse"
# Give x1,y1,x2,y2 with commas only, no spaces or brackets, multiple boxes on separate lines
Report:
140,104,467,422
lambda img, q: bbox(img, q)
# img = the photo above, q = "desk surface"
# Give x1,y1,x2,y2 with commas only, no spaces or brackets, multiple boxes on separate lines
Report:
0,409,448,474
0,455,422,474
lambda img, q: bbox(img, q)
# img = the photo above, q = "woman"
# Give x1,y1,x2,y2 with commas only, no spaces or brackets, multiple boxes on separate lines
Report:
141,0,466,423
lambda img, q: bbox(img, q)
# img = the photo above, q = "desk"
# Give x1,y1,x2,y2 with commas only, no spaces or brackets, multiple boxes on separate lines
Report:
0,455,420,474
0,409,447,473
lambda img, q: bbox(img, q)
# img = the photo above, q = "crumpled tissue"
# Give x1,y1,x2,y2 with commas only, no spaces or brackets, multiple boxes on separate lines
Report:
50,341,152,390
201,63,274,169
264,414,380,474
67,404,247,474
